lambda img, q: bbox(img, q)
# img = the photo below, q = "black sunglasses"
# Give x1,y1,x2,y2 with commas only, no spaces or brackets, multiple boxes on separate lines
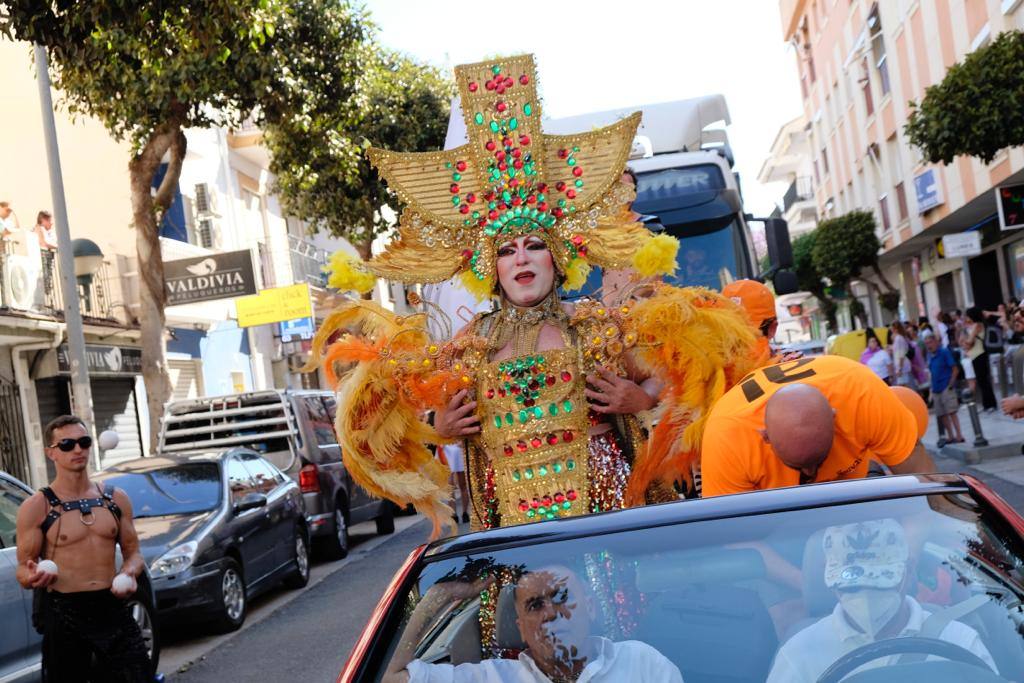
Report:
49,436,92,452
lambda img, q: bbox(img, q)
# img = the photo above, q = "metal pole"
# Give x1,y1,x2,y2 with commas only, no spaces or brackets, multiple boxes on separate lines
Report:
33,44,97,466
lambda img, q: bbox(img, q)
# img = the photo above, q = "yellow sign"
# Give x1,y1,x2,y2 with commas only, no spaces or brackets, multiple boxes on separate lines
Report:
236,283,312,328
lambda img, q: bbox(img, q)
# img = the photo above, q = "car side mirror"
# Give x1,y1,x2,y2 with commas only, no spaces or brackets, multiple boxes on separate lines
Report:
772,269,799,296
233,492,268,515
764,217,794,270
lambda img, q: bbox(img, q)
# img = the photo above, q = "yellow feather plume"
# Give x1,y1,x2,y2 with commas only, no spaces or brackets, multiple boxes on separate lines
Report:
632,234,679,278
562,258,591,292
624,286,759,504
325,250,376,294
459,268,495,302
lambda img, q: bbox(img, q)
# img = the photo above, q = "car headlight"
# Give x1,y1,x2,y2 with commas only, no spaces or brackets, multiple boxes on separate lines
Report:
150,541,199,578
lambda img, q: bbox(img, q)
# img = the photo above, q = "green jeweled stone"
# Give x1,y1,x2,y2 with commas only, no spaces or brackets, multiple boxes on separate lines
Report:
563,400,573,413
473,211,481,219
494,416,502,428
524,468,534,479
566,459,576,470
575,179,584,187
569,205,576,213
532,406,543,419
492,65,501,74
445,161,453,168
549,403,558,416
546,513,555,520
519,410,529,424
463,219,471,226
562,501,571,510
451,196,460,205
488,201,497,210
474,112,484,125
573,146,579,152
537,193,546,202
489,121,500,133
452,172,461,181
567,157,576,166
553,463,563,473
523,102,533,116
512,470,521,481
537,506,547,515
502,191,512,203
515,394,524,404
538,466,548,476
558,199,566,207
506,413,514,425
526,509,535,518
509,117,518,130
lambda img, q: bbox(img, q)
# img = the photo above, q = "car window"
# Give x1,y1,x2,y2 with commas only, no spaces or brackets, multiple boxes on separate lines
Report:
378,493,1024,683
97,464,221,518
302,395,339,448
226,458,257,505
0,479,28,548
240,454,284,495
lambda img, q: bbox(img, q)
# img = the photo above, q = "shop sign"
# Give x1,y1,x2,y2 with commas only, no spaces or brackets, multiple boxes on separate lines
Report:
914,168,944,214
997,182,1024,231
57,344,142,376
164,249,257,305
941,232,982,259
236,283,312,328
279,316,315,342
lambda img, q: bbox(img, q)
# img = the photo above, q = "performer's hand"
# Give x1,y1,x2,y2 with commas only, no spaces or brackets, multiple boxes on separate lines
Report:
24,560,57,589
778,350,804,363
110,572,138,598
435,389,480,438
585,366,657,414
1002,394,1024,417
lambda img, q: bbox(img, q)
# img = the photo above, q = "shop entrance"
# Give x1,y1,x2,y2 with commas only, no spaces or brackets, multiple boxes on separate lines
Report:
969,250,1004,310
0,378,31,483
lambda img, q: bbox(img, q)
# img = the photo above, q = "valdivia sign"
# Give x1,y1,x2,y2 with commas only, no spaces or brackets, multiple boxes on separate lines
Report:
164,249,257,305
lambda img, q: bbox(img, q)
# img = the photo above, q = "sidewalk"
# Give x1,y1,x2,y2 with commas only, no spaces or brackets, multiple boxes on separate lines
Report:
923,400,1024,490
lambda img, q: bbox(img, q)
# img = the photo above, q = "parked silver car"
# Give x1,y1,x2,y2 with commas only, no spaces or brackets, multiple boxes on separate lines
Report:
0,471,159,682
159,390,393,560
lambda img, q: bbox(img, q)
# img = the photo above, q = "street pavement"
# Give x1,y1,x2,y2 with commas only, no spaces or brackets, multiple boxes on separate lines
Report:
164,514,432,681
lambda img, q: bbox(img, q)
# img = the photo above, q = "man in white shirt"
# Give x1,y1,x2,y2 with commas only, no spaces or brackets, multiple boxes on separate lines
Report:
767,518,997,682
385,564,682,683
0,200,20,241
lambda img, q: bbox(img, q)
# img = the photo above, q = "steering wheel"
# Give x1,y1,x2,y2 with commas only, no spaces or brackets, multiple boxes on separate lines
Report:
815,636,992,683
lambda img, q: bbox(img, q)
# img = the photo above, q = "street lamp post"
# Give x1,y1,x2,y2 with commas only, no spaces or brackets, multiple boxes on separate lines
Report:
33,44,97,465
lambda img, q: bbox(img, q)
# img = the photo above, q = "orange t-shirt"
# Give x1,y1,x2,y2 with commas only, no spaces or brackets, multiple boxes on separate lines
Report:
701,355,918,497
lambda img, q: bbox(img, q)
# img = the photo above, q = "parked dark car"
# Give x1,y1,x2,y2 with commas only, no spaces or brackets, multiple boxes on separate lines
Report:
159,390,393,560
0,470,160,681
94,448,309,632
342,474,1024,683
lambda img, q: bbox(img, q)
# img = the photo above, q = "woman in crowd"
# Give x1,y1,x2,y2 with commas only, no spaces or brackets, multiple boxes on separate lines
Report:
964,307,998,411
888,321,914,387
860,330,892,384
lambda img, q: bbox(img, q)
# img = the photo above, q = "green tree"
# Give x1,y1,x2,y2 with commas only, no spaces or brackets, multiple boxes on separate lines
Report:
264,47,453,260
906,30,1024,164
0,0,370,449
791,230,838,332
811,210,899,327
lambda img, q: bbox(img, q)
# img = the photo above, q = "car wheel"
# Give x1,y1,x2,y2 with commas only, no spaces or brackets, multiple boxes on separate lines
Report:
126,591,160,675
375,501,395,535
320,505,349,560
284,527,311,589
212,559,247,632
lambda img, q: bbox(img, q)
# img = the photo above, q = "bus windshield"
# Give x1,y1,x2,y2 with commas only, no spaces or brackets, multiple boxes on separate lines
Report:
663,218,750,290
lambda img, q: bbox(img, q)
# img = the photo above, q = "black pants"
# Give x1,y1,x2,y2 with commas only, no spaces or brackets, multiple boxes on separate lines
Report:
973,352,998,410
41,589,150,683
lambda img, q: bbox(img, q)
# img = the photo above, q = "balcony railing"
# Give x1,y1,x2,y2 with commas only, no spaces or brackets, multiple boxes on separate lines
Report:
0,247,122,323
288,235,329,288
782,176,815,212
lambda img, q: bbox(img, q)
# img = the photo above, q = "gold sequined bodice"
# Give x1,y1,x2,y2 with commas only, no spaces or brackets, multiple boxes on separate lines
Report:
475,347,591,524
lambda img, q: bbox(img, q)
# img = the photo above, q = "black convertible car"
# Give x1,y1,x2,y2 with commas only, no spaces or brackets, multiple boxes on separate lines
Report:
341,474,1024,683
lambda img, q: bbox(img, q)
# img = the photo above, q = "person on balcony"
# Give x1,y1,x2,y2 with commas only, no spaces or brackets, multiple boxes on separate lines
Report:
33,210,58,297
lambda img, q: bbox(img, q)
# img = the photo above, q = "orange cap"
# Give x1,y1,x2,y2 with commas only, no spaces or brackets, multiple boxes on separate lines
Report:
722,279,776,327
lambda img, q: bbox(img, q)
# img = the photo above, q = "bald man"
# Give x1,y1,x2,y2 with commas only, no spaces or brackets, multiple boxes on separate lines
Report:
701,355,934,497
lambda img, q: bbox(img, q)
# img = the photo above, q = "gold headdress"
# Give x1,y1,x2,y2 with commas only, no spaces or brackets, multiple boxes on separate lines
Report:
332,54,670,300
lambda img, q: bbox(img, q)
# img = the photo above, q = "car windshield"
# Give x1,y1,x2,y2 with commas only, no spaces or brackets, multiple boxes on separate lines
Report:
100,464,221,518
379,492,1024,683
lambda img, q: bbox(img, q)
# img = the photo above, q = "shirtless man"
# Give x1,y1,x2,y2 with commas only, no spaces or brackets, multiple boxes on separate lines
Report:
15,415,150,682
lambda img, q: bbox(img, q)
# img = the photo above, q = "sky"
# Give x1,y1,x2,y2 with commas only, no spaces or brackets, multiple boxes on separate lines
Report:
361,0,805,219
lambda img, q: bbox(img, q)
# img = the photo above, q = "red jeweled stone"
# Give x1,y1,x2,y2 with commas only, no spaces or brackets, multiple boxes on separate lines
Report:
455,160,467,172
545,375,556,386
498,387,506,397
537,202,548,212
511,148,521,158
495,150,506,161
542,495,552,506
562,430,574,443
466,193,476,203
462,249,474,259
530,437,542,448
513,160,523,170
496,85,505,94
572,167,583,177
528,379,539,390
498,162,508,171
460,205,469,214
511,196,522,206
558,149,568,159
488,209,499,220
536,182,548,192
517,441,528,453
546,433,558,445
530,498,540,509
567,490,578,501
504,445,514,456
485,79,495,91
571,235,583,245
578,245,588,256
511,384,521,395
523,397,534,407
518,500,529,511
555,181,566,191
496,101,507,113
486,388,495,399
519,134,531,146
469,82,479,92
554,492,565,503
561,371,572,382
519,74,529,85
450,183,459,194
504,77,513,87
566,189,577,199
526,195,537,205
485,140,496,151
553,208,564,218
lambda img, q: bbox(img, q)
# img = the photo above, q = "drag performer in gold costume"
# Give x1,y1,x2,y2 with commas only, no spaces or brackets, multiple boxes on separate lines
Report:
310,55,760,538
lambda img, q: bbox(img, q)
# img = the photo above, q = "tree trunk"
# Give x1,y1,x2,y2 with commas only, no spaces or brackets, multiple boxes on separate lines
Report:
128,121,186,454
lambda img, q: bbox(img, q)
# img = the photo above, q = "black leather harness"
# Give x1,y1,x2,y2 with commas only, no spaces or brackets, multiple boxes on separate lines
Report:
39,484,122,536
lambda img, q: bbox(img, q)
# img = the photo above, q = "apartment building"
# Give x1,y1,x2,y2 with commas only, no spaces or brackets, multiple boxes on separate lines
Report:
780,0,1024,323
